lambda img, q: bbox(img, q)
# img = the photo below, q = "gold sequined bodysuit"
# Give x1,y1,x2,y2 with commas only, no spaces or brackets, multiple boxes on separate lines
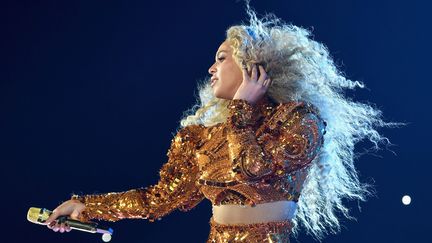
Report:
72,96,326,242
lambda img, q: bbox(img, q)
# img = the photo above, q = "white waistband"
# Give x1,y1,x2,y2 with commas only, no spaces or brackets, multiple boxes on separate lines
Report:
212,200,297,225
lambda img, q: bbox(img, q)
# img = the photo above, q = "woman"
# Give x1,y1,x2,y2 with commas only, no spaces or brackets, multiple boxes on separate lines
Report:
45,7,392,242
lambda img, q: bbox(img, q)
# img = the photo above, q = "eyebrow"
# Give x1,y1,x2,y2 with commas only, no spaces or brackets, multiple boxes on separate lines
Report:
216,50,228,57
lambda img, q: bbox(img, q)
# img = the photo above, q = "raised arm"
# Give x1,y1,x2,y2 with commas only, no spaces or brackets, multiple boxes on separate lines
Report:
72,125,206,222
226,99,326,182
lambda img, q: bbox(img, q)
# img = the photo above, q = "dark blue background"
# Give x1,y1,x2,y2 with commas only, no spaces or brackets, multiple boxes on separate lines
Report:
1,0,429,242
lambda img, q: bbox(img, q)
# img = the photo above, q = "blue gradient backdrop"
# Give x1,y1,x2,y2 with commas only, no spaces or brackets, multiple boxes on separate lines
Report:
1,0,430,242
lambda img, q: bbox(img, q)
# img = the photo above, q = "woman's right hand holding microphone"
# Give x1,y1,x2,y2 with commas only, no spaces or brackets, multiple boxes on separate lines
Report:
44,199,86,233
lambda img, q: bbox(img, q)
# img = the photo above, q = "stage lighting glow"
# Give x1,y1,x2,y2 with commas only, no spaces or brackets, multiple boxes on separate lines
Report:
102,233,112,242
402,195,411,205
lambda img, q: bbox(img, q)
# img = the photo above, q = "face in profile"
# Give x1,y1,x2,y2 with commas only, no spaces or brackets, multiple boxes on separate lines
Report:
208,41,243,100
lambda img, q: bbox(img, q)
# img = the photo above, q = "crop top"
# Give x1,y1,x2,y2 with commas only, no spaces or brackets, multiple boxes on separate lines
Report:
72,96,326,222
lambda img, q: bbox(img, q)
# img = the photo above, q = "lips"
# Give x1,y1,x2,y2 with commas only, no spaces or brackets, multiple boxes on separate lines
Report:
210,77,218,86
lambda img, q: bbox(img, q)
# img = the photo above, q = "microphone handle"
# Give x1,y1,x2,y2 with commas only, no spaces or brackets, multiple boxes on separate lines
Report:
57,216,99,233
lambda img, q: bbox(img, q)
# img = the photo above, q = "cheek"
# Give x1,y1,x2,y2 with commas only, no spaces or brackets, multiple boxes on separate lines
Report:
218,74,239,94
214,62,243,98
229,67,243,88
220,64,242,86
220,74,234,87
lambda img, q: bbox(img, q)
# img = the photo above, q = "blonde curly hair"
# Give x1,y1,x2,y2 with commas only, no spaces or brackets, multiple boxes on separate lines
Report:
179,3,398,242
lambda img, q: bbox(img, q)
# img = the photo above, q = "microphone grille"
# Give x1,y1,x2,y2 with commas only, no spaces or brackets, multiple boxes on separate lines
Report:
27,207,52,225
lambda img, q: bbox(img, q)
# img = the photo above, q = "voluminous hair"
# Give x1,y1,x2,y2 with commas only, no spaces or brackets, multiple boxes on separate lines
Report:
179,4,398,241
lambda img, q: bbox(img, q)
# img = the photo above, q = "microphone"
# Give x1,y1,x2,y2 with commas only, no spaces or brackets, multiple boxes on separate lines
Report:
27,207,113,236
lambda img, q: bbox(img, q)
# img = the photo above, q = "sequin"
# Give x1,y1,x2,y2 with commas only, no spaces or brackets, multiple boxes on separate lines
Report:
208,217,292,243
71,96,326,242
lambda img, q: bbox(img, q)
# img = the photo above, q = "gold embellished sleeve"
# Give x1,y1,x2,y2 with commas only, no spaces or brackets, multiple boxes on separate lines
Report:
226,99,326,182
71,125,206,222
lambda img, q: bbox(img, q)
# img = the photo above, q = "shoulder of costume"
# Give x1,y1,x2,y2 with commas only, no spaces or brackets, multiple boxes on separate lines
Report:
263,100,322,130
174,124,208,144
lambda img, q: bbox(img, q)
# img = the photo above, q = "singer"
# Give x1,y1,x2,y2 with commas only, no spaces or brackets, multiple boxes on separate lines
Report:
45,5,393,242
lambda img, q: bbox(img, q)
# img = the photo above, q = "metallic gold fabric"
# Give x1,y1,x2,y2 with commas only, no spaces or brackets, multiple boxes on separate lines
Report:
207,217,292,243
72,96,326,240
72,124,207,222
197,97,326,207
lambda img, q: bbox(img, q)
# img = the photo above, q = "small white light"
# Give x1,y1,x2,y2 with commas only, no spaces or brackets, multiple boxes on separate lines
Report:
402,195,411,205
102,233,112,242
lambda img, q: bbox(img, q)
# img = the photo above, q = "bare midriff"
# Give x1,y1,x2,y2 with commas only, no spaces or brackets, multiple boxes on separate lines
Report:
212,200,297,225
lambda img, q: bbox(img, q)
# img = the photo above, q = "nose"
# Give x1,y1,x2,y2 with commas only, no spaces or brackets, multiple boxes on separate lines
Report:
208,63,216,75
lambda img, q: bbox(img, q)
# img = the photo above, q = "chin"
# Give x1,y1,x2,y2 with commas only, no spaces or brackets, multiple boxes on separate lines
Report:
213,87,233,100
213,88,221,99
213,91,225,100
213,90,229,100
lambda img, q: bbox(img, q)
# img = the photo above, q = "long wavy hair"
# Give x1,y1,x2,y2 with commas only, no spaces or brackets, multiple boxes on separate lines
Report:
179,4,398,242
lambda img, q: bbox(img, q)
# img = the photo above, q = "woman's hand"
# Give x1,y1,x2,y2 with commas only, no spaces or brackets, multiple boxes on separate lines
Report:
44,199,86,233
232,64,272,105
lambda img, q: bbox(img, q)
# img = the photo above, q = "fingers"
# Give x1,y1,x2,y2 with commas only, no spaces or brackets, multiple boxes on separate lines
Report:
241,64,250,82
257,65,268,84
241,64,261,81
47,221,70,233
45,208,69,233
251,64,258,81
59,223,66,233
256,65,271,88
45,209,59,225
263,78,272,87
51,221,60,232
47,220,56,229
241,63,271,87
